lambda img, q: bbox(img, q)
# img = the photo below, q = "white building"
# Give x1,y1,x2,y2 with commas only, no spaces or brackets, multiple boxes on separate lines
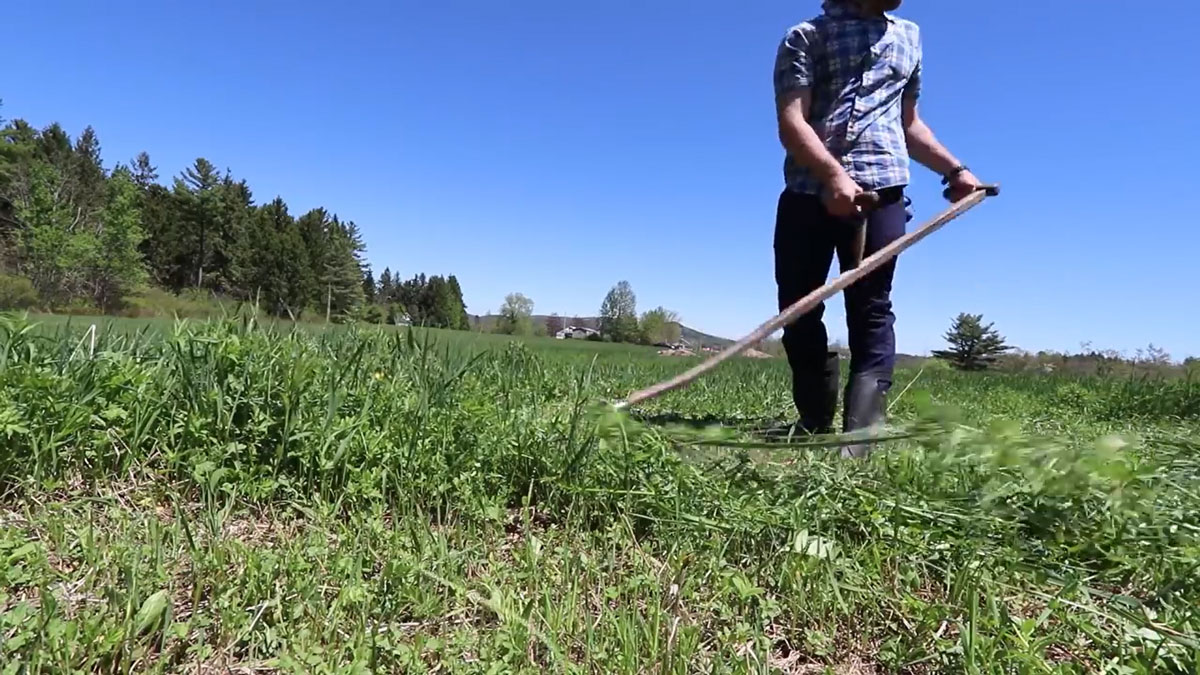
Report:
555,326,600,340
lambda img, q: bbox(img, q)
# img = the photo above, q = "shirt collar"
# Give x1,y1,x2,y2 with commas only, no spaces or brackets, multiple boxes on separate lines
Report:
822,1,896,22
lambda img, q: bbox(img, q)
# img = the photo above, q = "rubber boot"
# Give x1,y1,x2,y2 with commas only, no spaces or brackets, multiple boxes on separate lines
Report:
801,348,840,432
769,350,840,441
840,373,887,459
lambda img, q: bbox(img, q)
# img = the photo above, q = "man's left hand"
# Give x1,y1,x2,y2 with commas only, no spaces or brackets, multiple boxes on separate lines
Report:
944,169,983,202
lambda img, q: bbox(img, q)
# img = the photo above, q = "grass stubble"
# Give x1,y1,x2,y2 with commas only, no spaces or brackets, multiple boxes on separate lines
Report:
0,314,1198,673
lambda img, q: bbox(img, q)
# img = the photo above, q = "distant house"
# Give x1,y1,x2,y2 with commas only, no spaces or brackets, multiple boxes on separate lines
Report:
655,338,693,352
555,326,599,340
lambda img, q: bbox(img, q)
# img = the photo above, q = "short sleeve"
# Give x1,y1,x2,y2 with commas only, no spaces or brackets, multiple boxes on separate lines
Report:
774,24,818,101
904,58,921,99
903,28,922,100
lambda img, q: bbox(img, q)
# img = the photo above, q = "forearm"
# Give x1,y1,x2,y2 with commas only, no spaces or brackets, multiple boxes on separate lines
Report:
904,117,962,176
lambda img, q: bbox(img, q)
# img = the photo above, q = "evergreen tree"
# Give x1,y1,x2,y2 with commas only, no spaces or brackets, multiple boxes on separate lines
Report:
362,268,376,305
446,274,469,330
35,124,73,176
319,216,366,321
130,152,158,189
378,267,394,301
239,197,285,312
257,198,315,318
397,273,427,323
217,174,254,295
932,313,1011,371
173,158,224,288
71,126,107,222
423,275,450,327
296,207,333,313
137,182,182,288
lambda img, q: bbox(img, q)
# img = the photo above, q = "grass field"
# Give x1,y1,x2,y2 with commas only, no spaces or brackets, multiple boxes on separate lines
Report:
1,312,1198,673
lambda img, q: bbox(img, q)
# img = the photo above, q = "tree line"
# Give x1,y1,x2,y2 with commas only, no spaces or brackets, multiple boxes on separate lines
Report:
0,106,467,325
492,280,683,346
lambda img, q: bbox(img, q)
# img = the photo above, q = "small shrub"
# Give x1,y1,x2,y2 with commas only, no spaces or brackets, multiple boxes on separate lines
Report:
362,304,385,324
0,273,39,310
121,287,252,320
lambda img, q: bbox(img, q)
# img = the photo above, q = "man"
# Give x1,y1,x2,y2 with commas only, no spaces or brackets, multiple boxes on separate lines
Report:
772,0,982,455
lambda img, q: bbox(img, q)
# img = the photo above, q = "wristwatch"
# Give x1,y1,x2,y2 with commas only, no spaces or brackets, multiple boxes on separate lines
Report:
941,165,969,185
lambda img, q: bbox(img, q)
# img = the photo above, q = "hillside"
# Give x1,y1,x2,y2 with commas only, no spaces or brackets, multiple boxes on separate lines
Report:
678,324,733,348
468,314,732,347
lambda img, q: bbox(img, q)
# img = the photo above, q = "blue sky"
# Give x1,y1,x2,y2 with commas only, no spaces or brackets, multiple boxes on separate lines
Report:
5,1,1197,359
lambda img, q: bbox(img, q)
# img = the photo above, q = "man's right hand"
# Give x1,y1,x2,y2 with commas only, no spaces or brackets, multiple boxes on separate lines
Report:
822,171,864,219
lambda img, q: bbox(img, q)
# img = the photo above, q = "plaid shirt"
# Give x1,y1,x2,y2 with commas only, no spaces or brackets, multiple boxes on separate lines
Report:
773,2,922,194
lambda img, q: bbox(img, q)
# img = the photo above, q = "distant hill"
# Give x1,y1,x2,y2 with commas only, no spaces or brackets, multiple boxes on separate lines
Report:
677,324,733,348
468,314,733,348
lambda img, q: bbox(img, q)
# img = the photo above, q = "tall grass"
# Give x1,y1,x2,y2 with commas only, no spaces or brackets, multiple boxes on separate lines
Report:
1,313,1198,672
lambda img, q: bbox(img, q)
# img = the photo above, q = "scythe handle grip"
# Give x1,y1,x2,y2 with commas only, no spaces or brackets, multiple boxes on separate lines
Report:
944,183,1001,201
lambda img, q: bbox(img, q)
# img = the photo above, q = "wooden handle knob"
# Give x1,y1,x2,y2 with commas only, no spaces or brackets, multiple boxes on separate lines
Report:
943,184,1001,201
854,191,881,209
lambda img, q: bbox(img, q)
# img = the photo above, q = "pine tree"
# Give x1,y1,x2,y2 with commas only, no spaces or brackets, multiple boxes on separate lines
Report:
378,267,394,301
71,126,107,222
296,207,333,313
130,152,158,189
446,274,469,330
397,273,427,324
138,182,182,288
932,313,1011,371
35,124,73,176
258,198,315,318
217,175,254,295
173,158,223,288
238,198,284,312
319,216,366,321
362,268,376,305
423,275,449,327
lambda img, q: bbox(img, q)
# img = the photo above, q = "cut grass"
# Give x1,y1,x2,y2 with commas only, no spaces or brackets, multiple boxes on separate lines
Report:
1,313,1198,672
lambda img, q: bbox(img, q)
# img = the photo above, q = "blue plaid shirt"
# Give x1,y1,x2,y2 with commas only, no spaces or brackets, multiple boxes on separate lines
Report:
773,2,922,194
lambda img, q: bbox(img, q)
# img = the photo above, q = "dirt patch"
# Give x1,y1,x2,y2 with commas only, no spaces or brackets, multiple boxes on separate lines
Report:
658,348,694,357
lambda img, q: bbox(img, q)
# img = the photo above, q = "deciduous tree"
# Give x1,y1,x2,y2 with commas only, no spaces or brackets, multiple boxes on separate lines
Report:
496,292,534,336
639,306,681,345
599,280,639,343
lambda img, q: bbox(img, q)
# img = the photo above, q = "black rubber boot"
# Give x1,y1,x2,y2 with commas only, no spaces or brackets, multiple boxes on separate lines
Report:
840,373,887,458
796,350,840,435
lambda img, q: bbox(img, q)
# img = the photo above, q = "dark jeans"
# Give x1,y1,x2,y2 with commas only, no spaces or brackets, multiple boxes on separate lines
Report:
773,186,910,422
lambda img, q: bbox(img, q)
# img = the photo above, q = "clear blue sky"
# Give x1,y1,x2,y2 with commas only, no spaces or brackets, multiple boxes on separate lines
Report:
5,1,1197,359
